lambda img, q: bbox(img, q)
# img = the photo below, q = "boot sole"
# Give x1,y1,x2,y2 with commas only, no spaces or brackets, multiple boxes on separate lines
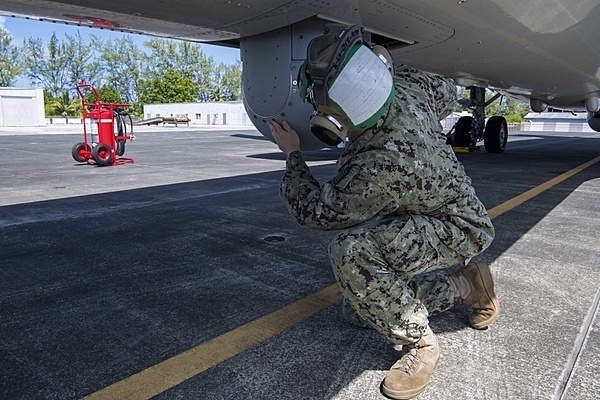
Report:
381,382,428,400
469,261,500,330
381,352,440,399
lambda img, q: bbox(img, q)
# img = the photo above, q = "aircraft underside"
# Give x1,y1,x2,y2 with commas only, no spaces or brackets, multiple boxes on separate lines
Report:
240,17,509,152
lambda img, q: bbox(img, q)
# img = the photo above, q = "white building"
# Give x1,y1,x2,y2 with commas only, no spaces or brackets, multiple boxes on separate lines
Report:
0,87,45,127
522,111,594,132
142,101,254,126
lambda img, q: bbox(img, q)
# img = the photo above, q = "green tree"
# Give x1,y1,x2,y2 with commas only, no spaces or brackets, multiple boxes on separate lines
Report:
19,29,242,111
0,28,22,87
142,38,179,80
209,60,242,101
23,33,71,97
176,41,215,101
43,89,55,116
96,36,144,104
138,69,198,105
64,31,101,92
23,31,102,97
143,38,215,101
47,91,81,116
455,87,530,121
486,95,530,121
84,84,123,104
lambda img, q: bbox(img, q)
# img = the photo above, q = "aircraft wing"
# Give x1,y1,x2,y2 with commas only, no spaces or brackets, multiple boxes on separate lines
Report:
2,0,600,150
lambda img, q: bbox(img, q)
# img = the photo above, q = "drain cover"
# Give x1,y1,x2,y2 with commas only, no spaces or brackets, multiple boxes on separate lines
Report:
263,235,285,243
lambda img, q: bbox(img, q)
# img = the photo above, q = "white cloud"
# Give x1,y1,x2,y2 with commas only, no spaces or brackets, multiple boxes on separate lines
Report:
0,16,18,45
0,16,12,39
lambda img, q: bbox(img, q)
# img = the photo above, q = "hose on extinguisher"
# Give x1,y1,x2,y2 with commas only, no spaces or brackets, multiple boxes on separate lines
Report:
114,109,134,156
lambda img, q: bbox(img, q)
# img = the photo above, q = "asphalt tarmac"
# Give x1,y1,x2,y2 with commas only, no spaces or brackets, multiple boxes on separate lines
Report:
1,124,599,400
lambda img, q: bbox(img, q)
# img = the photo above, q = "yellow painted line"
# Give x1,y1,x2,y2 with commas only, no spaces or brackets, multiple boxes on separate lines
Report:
487,155,600,219
452,146,471,153
83,155,600,399
83,284,343,400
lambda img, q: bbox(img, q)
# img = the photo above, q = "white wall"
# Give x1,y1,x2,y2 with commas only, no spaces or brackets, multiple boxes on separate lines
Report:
0,88,45,127
143,101,253,126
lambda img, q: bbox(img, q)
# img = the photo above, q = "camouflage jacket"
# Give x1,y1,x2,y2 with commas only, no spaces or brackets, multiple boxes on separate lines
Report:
280,65,494,255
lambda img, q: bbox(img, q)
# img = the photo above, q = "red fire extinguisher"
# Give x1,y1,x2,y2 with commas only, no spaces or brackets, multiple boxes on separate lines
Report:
96,109,115,147
71,80,135,166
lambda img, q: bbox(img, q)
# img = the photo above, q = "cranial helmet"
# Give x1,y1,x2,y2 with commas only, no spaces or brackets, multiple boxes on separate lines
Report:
298,24,395,145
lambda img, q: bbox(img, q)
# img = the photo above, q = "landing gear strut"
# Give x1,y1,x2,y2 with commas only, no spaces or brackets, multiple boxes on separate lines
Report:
452,87,508,153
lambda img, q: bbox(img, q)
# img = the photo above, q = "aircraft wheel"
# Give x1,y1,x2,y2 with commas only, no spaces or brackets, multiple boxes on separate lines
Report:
484,116,508,153
453,116,473,147
92,143,114,166
71,142,91,162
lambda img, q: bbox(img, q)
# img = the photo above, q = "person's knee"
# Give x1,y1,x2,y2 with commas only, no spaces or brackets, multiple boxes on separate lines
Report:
328,231,353,266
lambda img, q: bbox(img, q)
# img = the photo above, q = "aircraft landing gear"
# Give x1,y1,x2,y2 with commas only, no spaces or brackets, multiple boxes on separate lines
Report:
452,86,507,153
484,115,508,153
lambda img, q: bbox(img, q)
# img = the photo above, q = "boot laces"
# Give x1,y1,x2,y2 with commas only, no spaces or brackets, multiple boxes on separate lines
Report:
393,347,422,375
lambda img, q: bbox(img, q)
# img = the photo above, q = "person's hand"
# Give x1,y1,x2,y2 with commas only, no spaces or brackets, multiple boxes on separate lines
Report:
267,120,301,156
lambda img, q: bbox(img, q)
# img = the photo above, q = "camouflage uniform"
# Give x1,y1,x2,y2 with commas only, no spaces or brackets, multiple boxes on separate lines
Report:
280,65,494,346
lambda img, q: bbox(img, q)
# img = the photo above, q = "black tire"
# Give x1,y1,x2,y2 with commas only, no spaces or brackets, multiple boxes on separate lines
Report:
453,116,473,147
116,140,126,156
484,116,508,153
71,142,91,162
92,143,114,166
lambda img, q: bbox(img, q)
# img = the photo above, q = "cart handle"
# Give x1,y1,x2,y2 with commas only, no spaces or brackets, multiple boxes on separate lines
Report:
76,80,101,104
76,80,131,109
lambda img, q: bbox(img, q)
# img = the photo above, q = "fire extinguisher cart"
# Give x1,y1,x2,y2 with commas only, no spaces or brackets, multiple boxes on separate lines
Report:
71,80,135,166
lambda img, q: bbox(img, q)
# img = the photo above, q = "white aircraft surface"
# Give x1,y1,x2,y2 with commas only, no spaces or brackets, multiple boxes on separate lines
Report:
2,0,599,151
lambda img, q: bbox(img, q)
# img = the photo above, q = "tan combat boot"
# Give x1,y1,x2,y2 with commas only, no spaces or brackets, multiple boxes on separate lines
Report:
449,261,500,329
381,326,440,400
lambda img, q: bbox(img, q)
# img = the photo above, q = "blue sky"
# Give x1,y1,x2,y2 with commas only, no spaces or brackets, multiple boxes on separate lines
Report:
1,15,241,85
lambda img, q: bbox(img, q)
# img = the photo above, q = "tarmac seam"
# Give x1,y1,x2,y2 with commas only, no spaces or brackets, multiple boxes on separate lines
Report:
553,288,600,400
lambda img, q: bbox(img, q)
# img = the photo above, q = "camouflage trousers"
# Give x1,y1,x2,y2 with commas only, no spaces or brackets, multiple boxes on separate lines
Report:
328,213,472,346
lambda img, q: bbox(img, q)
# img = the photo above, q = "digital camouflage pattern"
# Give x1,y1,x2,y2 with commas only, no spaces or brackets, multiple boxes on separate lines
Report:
280,65,494,345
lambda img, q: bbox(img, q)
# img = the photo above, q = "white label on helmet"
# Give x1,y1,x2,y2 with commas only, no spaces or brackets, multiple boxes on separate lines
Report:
328,45,393,127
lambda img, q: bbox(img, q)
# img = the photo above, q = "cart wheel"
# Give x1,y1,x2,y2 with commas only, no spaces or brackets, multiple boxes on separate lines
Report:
116,140,126,156
71,142,91,162
92,143,114,166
